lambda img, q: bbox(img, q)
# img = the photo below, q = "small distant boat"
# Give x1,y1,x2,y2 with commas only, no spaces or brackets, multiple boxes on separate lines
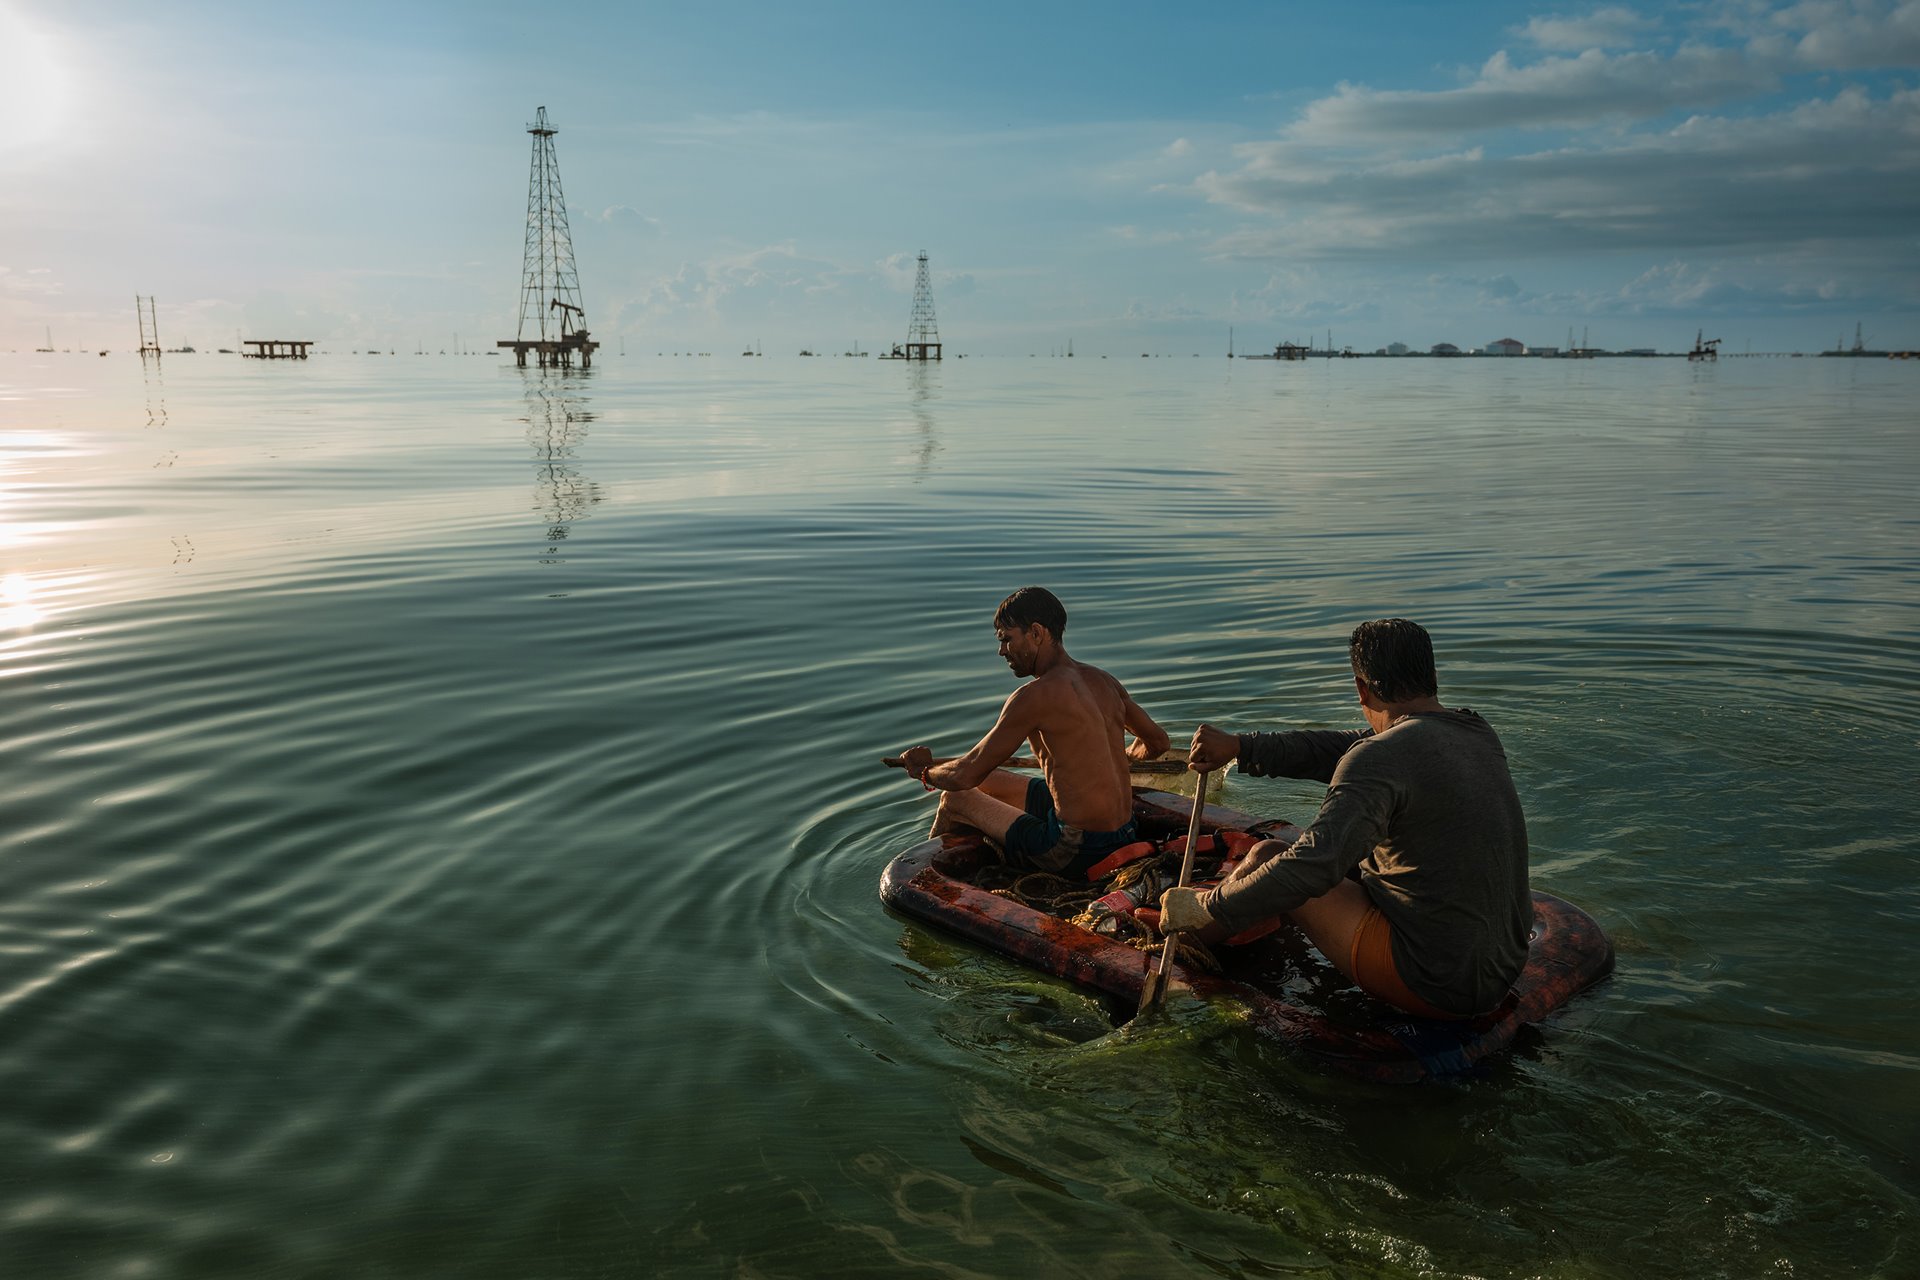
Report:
880,789,1614,1083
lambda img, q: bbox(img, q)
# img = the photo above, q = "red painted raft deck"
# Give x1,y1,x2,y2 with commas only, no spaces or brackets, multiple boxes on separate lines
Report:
880,790,1614,1084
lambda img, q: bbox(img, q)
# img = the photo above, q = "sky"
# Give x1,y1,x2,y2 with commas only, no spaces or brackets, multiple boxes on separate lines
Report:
2,0,1917,355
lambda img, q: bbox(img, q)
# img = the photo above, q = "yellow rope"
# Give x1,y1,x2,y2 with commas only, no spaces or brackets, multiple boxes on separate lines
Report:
963,844,1231,975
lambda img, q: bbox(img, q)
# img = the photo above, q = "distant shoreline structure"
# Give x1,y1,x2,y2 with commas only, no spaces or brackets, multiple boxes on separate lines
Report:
1237,347,1917,360
7,346,1918,360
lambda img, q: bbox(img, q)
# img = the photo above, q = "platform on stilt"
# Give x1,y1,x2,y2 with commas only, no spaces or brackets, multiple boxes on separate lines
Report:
497,334,599,367
242,340,313,359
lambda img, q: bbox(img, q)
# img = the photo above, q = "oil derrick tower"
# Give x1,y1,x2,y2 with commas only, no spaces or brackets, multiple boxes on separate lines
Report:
498,106,598,369
136,296,161,358
903,250,941,360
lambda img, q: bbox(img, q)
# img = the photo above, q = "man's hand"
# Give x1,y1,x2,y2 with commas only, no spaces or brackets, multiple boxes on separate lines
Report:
1188,723,1241,773
900,745,935,782
1159,886,1215,935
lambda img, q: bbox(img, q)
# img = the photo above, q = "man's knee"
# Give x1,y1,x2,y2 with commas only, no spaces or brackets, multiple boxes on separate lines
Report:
977,769,1032,809
1288,878,1374,978
942,785,1014,835
1226,837,1289,883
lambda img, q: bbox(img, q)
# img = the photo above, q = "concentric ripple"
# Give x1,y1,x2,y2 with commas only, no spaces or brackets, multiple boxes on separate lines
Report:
0,353,1914,1278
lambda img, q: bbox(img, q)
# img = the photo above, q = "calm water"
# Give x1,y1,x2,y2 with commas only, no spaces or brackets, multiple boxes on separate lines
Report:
1,352,1915,1278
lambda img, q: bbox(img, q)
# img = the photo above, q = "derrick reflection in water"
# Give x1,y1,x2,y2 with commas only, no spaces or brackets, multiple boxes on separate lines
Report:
904,362,941,482
521,370,602,555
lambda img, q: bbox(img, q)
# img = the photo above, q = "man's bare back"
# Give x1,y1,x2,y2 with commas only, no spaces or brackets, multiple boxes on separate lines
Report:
1022,659,1143,831
899,588,1168,876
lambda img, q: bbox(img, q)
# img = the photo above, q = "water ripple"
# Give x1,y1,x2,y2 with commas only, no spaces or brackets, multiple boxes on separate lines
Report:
0,355,1915,1277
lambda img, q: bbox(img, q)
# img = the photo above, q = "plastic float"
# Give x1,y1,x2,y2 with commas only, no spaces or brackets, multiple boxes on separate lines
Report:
880,789,1614,1083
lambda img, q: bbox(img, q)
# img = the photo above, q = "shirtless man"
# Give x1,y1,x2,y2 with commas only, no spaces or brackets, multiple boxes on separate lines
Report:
899,587,1170,878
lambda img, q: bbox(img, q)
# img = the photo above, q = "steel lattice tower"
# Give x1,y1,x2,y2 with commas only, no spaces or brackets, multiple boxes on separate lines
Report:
499,105,597,367
904,250,941,360
136,296,161,358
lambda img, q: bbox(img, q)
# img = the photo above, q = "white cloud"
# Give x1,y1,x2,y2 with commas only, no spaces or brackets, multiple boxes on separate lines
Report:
1402,257,1898,324
1776,0,1920,68
613,243,879,334
1429,272,1528,303
1531,260,1888,317
1163,137,1195,158
1189,0,1920,310
1612,261,1827,309
1,266,63,295
878,252,920,291
1119,299,1206,322
1276,3,1919,152
1518,7,1658,51
590,206,663,232
1199,85,1920,262
1291,45,1776,141
1236,270,1385,324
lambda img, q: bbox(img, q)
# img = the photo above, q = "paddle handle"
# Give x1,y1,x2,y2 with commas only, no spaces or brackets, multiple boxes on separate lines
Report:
1170,775,1210,893
882,754,1190,775
1138,770,1211,1015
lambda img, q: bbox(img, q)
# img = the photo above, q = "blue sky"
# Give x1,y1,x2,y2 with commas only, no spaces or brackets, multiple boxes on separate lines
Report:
3,0,1916,353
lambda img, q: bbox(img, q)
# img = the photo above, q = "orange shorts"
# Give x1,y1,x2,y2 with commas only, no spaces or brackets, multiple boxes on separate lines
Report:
1349,905,1463,1021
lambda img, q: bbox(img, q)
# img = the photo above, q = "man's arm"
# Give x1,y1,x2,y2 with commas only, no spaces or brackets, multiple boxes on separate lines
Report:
1198,771,1395,933
917,687,1043,791
1236,728,1370,782
1120,687,1171,762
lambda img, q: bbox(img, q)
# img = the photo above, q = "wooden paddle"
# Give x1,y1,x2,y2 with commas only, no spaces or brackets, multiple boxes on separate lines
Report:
881,754,1190,775
1134,770,1212,1018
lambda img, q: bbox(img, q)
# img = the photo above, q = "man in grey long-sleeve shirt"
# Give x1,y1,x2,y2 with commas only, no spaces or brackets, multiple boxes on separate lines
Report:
1159,619,1531,1018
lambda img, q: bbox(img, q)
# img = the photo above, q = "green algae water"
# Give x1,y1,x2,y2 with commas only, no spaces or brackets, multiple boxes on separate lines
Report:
0,352,1914,1277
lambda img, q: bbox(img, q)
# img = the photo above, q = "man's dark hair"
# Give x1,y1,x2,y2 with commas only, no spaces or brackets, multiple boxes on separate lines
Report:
1348,618,1437,703
994,586,1066,641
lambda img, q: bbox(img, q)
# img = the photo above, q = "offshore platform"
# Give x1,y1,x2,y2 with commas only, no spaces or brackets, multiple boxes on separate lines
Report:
499,106,598,368
882,251,942,360
1819,322,1890,358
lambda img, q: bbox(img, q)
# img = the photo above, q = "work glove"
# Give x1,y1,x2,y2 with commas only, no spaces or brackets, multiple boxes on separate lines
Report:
1158,886,1215,935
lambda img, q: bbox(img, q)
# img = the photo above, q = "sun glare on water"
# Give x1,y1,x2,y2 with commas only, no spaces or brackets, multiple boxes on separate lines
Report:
1,574,43,631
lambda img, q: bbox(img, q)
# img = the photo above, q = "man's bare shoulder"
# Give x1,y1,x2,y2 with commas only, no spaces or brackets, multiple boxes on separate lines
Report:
1068,660,1132,699
1029,660,1129,718
1009,671,1068,707
1000,678,1061,717
1009,664,1096,714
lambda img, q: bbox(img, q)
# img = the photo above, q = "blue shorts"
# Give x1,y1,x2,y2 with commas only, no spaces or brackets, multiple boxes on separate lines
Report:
998,776,1140,879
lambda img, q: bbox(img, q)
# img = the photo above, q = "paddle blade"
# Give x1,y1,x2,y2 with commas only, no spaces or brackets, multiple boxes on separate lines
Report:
1135,941,1176,1017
